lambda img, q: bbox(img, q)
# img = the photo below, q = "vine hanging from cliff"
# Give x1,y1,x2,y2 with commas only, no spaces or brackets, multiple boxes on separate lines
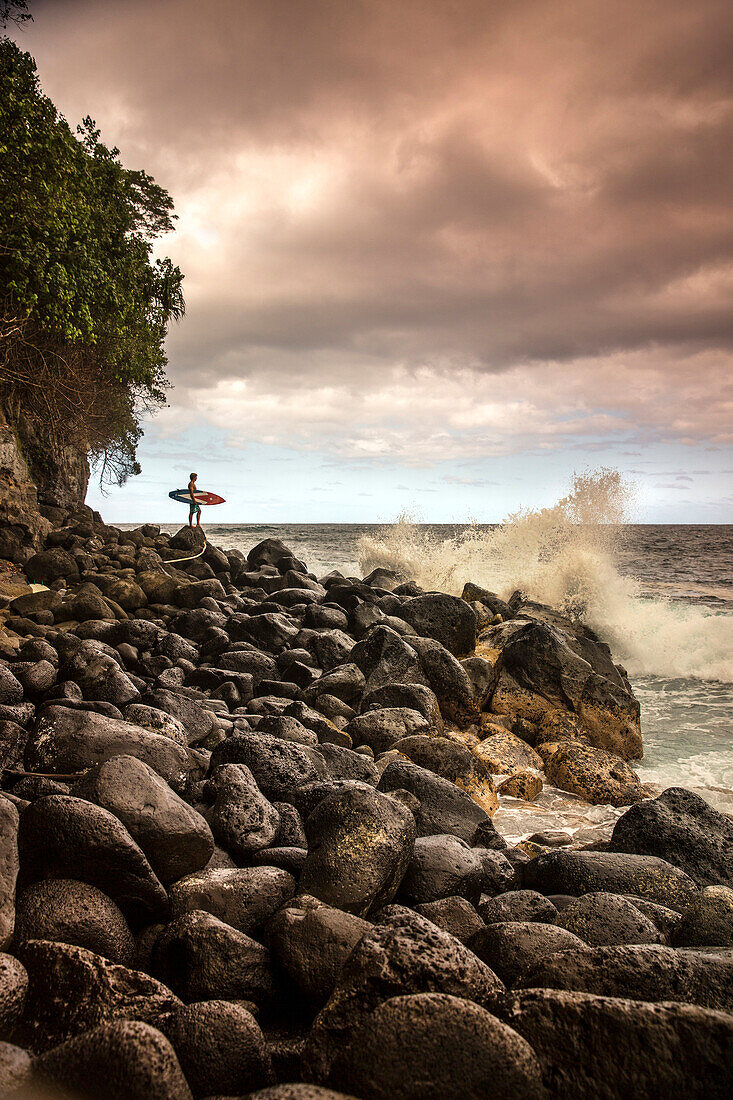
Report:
0,35,184,487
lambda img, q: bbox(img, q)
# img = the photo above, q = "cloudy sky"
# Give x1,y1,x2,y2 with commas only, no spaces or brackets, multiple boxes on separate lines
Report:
15,0,733,522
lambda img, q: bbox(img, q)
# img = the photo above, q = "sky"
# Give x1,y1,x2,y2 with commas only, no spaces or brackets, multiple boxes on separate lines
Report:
13,0,733,523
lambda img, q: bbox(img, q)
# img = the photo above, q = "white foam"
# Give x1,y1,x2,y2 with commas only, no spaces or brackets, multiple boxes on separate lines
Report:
358,468,733,683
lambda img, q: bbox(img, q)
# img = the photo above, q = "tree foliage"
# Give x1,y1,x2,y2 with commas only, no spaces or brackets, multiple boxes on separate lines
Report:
0,36,184,487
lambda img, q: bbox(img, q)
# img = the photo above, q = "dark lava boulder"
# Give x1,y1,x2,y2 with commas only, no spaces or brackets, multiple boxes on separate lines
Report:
478,890,559,925
346,708,431,754
151,909,275,1004
73,755,214,884
517,943,733,1012
359,683,444,731
554,892,665,946
16,939,180,1052
400,594,477,657
14,879,135,965
414,896,484,944
490,618,642,759
673,886,733,947
0,953,27,1039
157,999,274,1097
378,758,491,844
400,835,483,906
267,903,372,1003
25,547,79,585
392,735,497,816
334,992,544,1100
137,688,220,747
170,865,296,936
303,910,502,1082
34,1019,192,1100
493,987,733,1100
205,763,280,858
407,635,480,725
349,626,426,691
610,787,733,888
18,795,169,923
210,731,327,802
299,786,415,916
523,850,698,912
469,921,588,987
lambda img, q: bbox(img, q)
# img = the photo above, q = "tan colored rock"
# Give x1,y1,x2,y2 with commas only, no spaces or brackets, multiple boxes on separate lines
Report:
545,742,649,807
473,731,543,776
498,771,543,801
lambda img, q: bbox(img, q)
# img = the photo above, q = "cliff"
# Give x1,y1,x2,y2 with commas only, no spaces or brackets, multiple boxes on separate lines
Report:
0,399,90,563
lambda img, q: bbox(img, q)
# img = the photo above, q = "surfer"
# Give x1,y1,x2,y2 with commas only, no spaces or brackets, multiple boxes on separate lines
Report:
188,472,202,528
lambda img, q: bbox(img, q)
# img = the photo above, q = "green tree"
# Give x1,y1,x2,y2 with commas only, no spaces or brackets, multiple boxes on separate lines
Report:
0,36,184,487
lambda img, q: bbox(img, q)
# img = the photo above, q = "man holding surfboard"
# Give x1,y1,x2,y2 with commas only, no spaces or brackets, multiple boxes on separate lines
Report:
188,472,202,527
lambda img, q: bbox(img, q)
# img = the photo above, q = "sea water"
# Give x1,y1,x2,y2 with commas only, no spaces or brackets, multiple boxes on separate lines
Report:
149,493,733,840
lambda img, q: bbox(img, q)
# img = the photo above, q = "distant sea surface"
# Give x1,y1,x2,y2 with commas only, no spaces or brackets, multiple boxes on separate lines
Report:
131,521,733,837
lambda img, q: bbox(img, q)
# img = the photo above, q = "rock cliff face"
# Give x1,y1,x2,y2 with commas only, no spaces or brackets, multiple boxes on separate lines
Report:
0,401,89,561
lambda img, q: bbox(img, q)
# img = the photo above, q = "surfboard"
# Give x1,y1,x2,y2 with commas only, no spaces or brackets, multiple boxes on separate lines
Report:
168,489,226,506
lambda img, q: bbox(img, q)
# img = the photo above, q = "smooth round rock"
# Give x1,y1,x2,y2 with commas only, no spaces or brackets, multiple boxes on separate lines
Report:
14,879,135,964
554,892,665,946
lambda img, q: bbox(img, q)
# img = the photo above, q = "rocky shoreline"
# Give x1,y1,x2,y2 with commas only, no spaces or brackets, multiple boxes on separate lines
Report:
0,510,731,1098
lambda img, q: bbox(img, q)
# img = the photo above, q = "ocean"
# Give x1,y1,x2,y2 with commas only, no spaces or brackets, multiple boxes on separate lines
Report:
144,518,733,841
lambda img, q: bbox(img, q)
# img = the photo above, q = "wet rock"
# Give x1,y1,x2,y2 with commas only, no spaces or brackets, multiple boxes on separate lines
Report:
470,921,587,987
478,890,559,925
610,786,733,888
378,758,491,844
400,835,483,906
34,1019,192,1099
0,953,27,1038
73,755,214,884
14,879,135,965
518,943,733,1011
206,763,280,857
346,708,431,754
359,682,444,731
335,992,544,1100
490,618,642,759
26,706,201,791
304,909,502,1082
414,896,484,944
210,731,327,802
544,742,647,806
493,987,733,1100
151,910,275,1004
300,786,415,916
498,770,543,800
17,939,180,1051
267,904,372,1003
170,866,295,936
523,850,699,912
400,594,477,657
18,795,169,923
158,999,274,1097
673,886,733,947
393,735,498,815
554,891,665,946
473,730,543,776
0,797,18,949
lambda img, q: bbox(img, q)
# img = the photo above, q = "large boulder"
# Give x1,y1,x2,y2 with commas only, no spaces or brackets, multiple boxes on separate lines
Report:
34,1019,192,1099
304,910,503,1082
16,939,180,1052
523,850,699,912
673,886,733,947
400,594,477,657
349,626,427,691
335,992,544,1100
0,797,18,950
393,735,497,816
553,892,664,946
170,865,296,936
137,688,219,747
490,619,642,759
544,742,648,806
18,795,169,923
14,879,135,965
299,786,416,916
206,763,280,858
151,910,275,1005
407,635,480,726
493,987,733,1100
25,706,202,791
518,943,733,1012
25,547,79,585
473,731,543,777
346,708,431,754
359,683,444,731
378,758,492,844
73,755,214,884
399,835,483,906
470,921,587,987
210,731,327,802
610,787,733,888
267,903,372,1003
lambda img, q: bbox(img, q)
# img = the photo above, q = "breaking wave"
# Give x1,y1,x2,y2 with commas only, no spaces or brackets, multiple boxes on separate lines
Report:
358,468,733,683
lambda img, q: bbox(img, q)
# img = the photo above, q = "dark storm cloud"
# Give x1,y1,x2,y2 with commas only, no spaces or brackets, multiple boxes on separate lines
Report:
19,0,733,457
